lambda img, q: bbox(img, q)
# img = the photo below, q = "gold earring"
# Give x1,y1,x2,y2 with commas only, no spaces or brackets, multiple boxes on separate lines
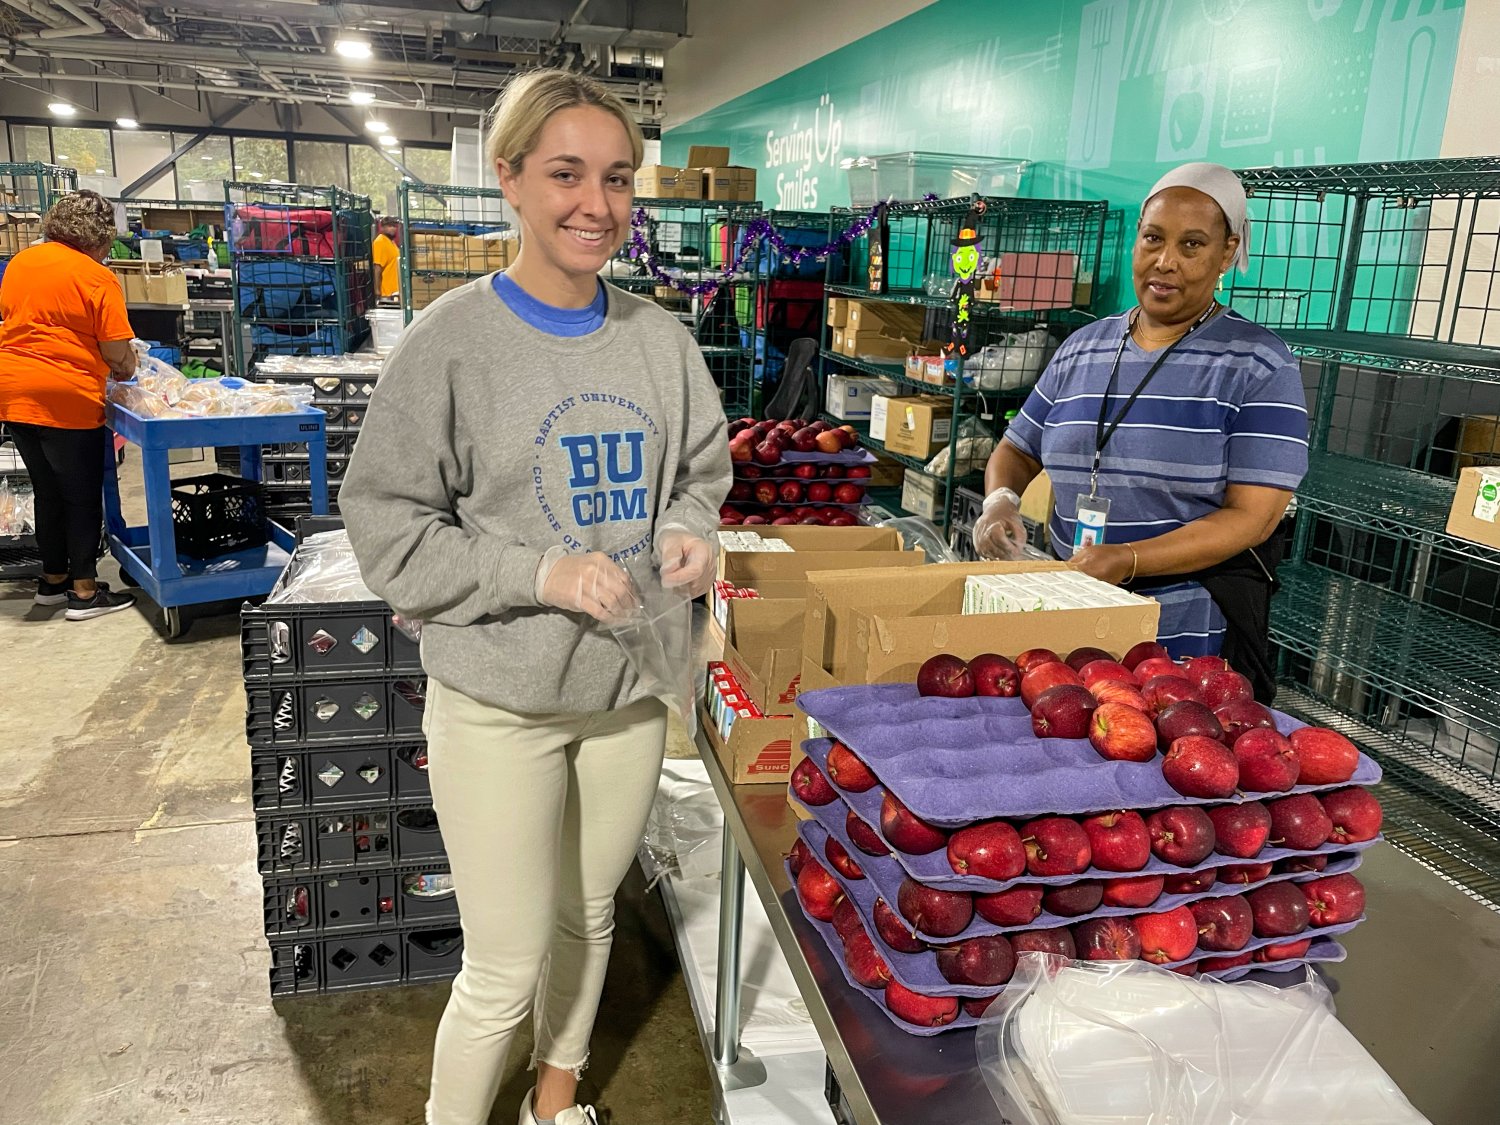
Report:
1217,272,1225,293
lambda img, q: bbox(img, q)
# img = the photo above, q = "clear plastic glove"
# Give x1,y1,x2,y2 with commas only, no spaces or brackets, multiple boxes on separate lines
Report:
539,551,639,625
973,487,1028,560
654,527,716,598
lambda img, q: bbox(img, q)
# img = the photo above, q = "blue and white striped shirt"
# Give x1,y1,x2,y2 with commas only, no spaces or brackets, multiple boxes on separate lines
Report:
1005,308,1308,658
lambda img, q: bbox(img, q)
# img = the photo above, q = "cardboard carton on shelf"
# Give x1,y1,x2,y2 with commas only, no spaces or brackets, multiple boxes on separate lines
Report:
635,165,704,200
410,272,469,309
110,260,189,305
883,395,954,460
409,229,464,271
901,470,946,521
825,373,898,420
0,210,42,256
846,299,927,338
463,234,511,272
1446,466,1500,550
1457,414,1500,470
688,146,756,202
841,328,920,361
827,297,850,328
868,451,906,488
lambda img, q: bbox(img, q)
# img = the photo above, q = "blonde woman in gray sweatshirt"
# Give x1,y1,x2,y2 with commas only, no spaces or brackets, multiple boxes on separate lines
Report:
341,70,730,1125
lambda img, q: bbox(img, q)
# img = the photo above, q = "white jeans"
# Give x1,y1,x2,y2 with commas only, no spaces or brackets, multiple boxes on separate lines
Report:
422,677,668,1125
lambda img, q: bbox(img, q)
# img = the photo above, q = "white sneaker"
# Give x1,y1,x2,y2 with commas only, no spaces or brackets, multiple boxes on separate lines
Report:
518,1088,599,1125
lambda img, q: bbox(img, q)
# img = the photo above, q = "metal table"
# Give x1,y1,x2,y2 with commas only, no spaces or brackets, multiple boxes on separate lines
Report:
695,731,1500,1125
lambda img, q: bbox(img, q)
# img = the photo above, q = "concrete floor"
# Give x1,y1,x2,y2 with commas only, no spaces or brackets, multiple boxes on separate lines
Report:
0,452,715,1125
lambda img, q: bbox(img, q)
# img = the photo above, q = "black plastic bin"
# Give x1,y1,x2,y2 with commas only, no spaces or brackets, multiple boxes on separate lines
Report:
170,472,269,558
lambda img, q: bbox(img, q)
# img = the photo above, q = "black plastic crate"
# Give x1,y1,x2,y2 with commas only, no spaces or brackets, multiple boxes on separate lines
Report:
265,432,354,458
246,674,426,746
256,802,443,874
311,401,367,431
951,485,985,531
256,457,349,485
250,740,430,811
307,374,378,405
242,602,422,680
170,472,269,559
267,924,462,996
263,865,458,936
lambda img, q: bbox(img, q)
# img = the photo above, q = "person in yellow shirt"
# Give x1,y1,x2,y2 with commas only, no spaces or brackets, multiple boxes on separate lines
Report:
373,216,401,300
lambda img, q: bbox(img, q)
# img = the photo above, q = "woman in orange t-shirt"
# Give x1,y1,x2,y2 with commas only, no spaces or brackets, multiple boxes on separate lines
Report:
0,190,139,620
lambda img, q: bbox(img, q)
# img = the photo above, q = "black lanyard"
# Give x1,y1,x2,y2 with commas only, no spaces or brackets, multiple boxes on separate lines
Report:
1090,301,1218,496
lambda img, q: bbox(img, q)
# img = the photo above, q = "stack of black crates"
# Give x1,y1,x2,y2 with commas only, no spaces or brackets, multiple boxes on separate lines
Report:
242,582,461,996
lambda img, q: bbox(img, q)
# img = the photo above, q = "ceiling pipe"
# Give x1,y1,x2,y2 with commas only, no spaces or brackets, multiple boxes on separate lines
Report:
21,0,107,39
93,0,169,40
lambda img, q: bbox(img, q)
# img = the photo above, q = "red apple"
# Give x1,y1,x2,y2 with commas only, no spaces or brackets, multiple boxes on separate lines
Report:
1123,641,1170,670
798,516,823,525
963,994,1000,1019
727,481,753,502
1217,861,1274,885
935,934,1016,987
843,930,893,988
1163,735,1240,798
873,897,927,953
916,653,975,698
1155,700,1225,750
881,792,949,855
1208,801,1272,859
1134,657,1187,686
1322,787,1382,843
826,742,878,792
825,836,865,880
771,517,799,526
1290,727,1359,785
1042,879,1104,917
1065,646,1114,672
753,439,783,466
1020,816,1092,877
1214,698,1277,744
1275,854,1328,875
1300,872,1365,926
1247,882,1310,937
1162,869,1217,895
729,438,754,464
969,653,1020,697
947,819,1026,880
1021,662,1084,709
1089,679,1151,713
1088,702,1158,762
741,515,768,525
1073,916,1142,961
739,464,763,479
1146,804,1217,866
1182,655,1232,687
777,480,804,504
832,896,863,943
796,862,843,922
719,511,743,525
814,430,844,454
1080,659,1135,689
1201,670,1255,710
1102,874,1165,908
790,758,838,806
1189,894,1253,952
1031,685,1097,739
1254,937,1313,962
1199,951,1254,972
834,482,865,504
1267,793,1333,850
846,809,889,857
789,427,820,454
1141,675,1203,718
897,877,974,938
974,884,1044,927
884,981,959,1027
1234,728,1301,793
1082,809,1151,871
787,837,812,877
806,481,834,503
1136,906,1198,963
1015,648,1062,675
792,463,819,480
1010,927,1077,958
847,464,872,479
753,480,780,505
827,513,858,526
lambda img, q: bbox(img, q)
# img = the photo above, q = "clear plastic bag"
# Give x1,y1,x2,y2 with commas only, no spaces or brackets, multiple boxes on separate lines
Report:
869,514,959,562
977,954,1432,1125
639,763,723,889
971,327,1052,392
608,556,697,733
926,416,995,477
267,529,379,604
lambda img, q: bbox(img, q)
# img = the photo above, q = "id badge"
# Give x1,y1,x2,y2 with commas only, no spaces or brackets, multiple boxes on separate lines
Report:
1073,495,1111,550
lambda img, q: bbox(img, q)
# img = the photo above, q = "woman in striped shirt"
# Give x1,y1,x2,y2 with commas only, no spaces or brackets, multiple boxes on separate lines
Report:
975,163,1308,700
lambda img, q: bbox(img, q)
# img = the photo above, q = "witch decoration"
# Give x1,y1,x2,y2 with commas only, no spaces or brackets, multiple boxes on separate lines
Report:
944,201,987,369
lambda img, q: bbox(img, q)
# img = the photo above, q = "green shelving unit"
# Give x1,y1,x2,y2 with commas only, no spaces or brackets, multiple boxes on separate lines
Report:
397,181,509,325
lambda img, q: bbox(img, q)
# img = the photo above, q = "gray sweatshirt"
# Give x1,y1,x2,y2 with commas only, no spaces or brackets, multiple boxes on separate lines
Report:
340,276,731,714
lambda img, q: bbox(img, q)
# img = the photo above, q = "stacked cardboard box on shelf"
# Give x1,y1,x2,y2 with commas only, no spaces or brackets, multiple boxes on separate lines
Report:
0,210,42,256
839,300,933,361
109,260,191,305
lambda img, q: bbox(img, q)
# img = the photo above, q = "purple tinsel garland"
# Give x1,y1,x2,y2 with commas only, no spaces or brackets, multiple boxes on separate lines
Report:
626,196,939,298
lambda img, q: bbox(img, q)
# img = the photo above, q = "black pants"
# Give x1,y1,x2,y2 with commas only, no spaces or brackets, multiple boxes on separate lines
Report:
6,422,106,581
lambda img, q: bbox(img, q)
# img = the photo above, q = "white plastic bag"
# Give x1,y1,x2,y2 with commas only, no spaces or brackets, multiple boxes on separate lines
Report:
977,954,1431,1125
971,327,1052,392
608,556,697,733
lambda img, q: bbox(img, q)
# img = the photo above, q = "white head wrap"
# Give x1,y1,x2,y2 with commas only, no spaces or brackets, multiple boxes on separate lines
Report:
1143,162,1251,273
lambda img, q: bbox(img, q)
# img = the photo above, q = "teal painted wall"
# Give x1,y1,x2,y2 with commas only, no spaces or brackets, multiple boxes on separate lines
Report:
665,0,1467,310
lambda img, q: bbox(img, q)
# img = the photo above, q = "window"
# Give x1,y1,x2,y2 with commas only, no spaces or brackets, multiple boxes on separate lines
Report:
9,125,51,163
233,136,289,184
402,146,452,188
114,130,175,199
51,127,113,176
175,132,232,201
293,141,349,189
349,143,405,215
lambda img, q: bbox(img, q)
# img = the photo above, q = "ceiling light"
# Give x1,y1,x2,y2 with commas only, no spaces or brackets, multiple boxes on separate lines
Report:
378,134,398,148
116,117,139,129
364,119,388,134
48,101,76,117
56,153,69,160
334,36,372,60
348,89,376,106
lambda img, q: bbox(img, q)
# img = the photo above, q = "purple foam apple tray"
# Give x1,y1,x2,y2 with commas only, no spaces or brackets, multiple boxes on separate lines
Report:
789,824,1350,1038
781,447,878,466
799,737,1382,893
796,683,1383,827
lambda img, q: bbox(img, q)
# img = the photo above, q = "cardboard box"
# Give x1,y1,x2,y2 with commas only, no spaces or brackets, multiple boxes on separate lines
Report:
0,210,43,256
868,451,906,488
883,395,954,459
410,272,469,310
719,534,924,591
702,703,798,784
410,230,464,271
635,165,703,199
721,596,806,714
827,297,850,328
799,562,1161,694
703,167,757,202
463,234,511,272
869,394,892,443
846,300,927,338
831,327,846,354
843,329,916,361
1446,466,1500,549
688,145,731,167
901,470,946,521
1458,415,1500,469
109,261,188,305
138,205,224,236
825,374,898,420
1021,470,1055,527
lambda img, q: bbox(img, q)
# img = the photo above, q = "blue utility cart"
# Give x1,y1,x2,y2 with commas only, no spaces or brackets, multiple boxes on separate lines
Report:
103,401,329,638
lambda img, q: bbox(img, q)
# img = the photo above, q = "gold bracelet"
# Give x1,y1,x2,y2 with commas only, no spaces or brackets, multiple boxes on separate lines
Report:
1125,543,1139,585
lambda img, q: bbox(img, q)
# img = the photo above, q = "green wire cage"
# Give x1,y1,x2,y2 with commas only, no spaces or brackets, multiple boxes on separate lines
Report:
397,181,510,325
